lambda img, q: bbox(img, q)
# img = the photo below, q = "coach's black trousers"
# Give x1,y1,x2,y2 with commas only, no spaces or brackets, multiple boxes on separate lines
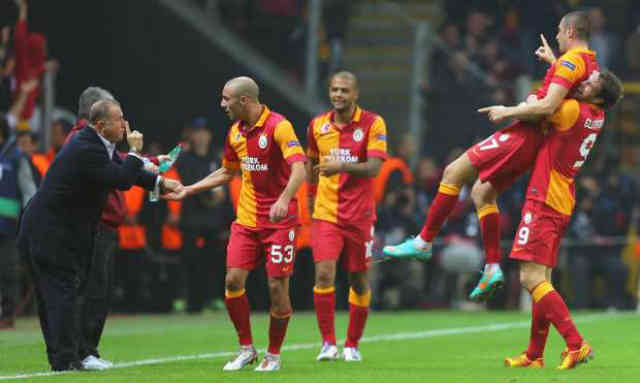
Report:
22,238,91,370
77,223,117,359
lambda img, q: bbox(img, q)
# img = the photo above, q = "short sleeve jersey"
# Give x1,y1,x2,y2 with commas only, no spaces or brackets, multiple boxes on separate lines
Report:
307,106,388,225
535,47,599,99
223,105,306,229
526,99,605,216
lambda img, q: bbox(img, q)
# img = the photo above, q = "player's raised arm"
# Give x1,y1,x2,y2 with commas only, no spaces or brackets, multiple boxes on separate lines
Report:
535,34,556,65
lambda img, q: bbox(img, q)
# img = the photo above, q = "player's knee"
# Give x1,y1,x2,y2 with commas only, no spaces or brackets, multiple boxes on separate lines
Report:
315,271,334,288
471,182,496,207
349,272,369,294
225,273,244,292
315,263,336,288
519,267,544,291
267,278,290,307
441,162,459,184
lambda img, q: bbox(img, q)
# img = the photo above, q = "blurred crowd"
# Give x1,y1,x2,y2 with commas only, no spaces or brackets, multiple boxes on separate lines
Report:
2,0,640,327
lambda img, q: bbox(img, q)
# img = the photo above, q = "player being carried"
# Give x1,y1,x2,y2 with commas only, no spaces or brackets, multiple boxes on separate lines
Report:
382,11,599,300
165,76,306,372
497,70,623,369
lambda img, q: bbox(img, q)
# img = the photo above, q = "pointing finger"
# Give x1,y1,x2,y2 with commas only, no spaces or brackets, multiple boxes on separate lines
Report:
540,34,550,49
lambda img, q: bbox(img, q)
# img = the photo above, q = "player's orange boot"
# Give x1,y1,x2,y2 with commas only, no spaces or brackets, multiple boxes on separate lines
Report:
557,343,593,370
504,352,544,368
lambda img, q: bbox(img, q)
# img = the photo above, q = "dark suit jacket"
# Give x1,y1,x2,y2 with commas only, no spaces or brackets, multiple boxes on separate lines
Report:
17,126,156,270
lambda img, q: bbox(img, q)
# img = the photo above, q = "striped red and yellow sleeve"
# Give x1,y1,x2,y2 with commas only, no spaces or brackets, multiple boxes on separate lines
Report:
551,52,586,89
366,116,388,159
222,127,240,170
306,121,319,161
548,99,580,132
274,120,306,164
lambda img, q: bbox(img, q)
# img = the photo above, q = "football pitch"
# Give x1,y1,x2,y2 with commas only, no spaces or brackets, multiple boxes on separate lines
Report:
1,310,638,382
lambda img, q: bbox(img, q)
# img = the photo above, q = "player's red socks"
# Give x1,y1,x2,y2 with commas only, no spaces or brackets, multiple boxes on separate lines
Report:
314,286,337,345
420,183,461,241
268,311,291,354
345,288,371,348
526,284,551,360
477,204,501,264
225,289,253,346
530,281,583,353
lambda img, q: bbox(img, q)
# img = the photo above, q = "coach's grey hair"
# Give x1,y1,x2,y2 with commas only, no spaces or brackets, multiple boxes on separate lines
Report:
78,86,115,119
89,99,121,124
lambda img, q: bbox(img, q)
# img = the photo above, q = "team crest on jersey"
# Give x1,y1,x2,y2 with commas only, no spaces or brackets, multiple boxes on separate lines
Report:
499,134,510,142
288,230,295,241
524,212,532,224
258,134,268,149
235,132,242,142
353,128,364,142
320,122,330,134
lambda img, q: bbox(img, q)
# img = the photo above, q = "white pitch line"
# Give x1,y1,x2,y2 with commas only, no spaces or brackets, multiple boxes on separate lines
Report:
0,313,619,380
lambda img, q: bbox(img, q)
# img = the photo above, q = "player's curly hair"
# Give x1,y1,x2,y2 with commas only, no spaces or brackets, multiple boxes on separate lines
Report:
598,70,624,110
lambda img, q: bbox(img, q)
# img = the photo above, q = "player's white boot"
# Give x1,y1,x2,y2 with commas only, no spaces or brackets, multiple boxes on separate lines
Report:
81,355,111,370
343,347,363,362
254,352,281,371
316,342,339,361
223,345,258,371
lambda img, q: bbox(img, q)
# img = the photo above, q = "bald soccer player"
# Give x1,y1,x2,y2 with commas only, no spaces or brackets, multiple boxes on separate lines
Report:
165,76,306,372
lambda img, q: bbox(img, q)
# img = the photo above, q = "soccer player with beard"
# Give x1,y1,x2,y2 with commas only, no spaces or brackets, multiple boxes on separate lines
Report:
165,76,306,372
306,71,388,362
493,70,623,369
383,11,600,300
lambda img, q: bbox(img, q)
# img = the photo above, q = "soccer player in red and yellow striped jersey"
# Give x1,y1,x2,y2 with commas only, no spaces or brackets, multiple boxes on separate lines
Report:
165,77,306,372
306,71,388,362
383,11,600,301
503,71,623,369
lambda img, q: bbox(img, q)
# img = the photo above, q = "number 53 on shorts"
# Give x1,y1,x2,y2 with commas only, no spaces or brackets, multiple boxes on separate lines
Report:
270,244,294,264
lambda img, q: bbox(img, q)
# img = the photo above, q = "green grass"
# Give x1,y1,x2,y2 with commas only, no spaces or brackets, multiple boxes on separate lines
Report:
1,310,638,382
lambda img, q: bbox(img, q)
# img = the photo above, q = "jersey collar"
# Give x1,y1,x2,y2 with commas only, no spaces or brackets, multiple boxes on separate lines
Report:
566,46,596,57
240,105,271,134
329,105,362,129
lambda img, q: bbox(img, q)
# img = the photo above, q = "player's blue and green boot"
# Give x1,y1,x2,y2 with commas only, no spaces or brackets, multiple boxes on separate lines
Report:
381,236,432,261
469,265,505,300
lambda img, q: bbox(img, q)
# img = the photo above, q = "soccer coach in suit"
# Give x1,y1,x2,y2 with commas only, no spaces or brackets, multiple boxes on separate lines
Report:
17,99,181,371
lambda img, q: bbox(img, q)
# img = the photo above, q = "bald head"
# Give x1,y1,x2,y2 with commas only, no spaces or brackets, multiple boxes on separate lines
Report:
225,76,260,101
563,10,590,41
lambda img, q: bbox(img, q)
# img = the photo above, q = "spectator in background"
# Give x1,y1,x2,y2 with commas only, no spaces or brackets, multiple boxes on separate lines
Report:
322,0,351,76
2,78,38,132
588,7,619,70
498,7,527,74
463,10,492,63
16,130,43,185
0,114,37,329
12,0,58,121
46,118,73,163
1,25,14,111
176,118,229,314
568,174,631,310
